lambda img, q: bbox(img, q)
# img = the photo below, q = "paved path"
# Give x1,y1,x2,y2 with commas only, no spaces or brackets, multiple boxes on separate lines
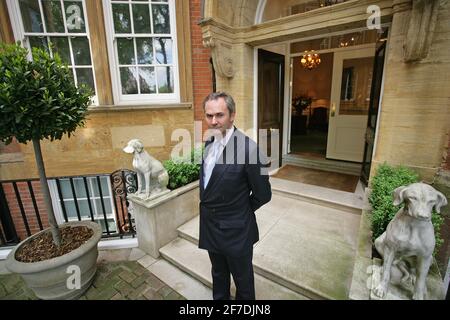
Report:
0,260,185,300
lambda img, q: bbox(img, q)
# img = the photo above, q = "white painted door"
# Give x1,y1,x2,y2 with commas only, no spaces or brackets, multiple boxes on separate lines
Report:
326,46,375,162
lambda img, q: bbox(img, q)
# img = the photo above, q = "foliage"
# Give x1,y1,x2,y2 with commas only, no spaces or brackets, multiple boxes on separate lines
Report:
0,42,92,145
369,163,444,254
163,148,202,190
0,42,93,246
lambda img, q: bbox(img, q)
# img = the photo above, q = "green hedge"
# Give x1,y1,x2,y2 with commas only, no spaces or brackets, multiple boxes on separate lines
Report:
369,163,444,254
163,148,202,190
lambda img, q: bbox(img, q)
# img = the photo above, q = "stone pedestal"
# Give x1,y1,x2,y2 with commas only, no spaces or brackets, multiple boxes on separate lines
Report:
127,181,199,258
367,258,445,300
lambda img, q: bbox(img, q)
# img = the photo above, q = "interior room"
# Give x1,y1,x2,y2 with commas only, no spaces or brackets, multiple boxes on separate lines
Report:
290,52,333,158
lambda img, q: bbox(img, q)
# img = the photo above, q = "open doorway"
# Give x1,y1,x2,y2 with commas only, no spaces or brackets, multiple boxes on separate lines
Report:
290,52,333,159
285,30,384,174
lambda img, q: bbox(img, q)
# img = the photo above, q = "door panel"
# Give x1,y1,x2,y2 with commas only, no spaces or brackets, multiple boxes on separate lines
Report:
258,49,284,168
326,46,375,162
327,46,375,162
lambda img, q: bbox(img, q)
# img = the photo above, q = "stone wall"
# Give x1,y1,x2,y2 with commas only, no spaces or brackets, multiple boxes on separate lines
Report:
0,108,194,180
371,1,450,182
212,43,255,138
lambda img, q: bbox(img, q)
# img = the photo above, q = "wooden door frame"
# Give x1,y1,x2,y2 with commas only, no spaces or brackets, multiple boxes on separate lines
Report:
253,25,391,171
257,48,285,168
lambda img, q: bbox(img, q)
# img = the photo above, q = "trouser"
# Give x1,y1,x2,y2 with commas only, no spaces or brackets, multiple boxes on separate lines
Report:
207,250,255,300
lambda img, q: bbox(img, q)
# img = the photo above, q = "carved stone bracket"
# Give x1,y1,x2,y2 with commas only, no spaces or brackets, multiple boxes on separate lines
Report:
403,0,440,62
203,36,235,78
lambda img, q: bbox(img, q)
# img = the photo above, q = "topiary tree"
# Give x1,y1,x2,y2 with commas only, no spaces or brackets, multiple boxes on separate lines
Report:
0,42,93,246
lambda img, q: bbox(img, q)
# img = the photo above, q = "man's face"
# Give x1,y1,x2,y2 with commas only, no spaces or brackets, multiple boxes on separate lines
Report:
204,97,235,136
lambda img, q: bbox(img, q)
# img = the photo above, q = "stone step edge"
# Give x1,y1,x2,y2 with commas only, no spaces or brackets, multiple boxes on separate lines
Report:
160,238,329,300
252,263,330,300
271,187,362,215
159,244,212,289
178,228,199,246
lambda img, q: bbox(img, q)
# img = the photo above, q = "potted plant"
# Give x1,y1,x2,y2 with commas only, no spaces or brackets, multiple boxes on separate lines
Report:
163,147,202,190
0,43,101,299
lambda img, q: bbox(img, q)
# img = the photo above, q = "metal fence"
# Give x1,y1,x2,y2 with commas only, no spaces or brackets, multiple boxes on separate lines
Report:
0,169,137,248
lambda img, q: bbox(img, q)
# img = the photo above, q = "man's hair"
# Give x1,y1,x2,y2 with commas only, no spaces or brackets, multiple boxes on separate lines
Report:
202,92,236,115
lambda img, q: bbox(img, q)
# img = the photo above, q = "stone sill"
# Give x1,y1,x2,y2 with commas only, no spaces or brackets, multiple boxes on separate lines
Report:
127,180,199,209
87,102,192,113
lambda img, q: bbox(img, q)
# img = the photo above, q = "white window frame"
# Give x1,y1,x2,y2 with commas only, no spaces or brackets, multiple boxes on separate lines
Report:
6,0,99,105
48,176,118,233
102,0,180,105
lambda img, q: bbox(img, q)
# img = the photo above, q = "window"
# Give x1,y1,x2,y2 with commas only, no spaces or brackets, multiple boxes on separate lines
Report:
7,0,97,101
48,176,117,234
104,0,179,104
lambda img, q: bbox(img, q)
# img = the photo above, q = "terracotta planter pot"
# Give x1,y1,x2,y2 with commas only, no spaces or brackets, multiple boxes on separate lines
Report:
6,221,102,300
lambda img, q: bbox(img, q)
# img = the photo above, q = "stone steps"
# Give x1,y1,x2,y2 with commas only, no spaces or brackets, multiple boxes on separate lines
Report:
159,180,363,300
270,176,364,215
159,237,309,300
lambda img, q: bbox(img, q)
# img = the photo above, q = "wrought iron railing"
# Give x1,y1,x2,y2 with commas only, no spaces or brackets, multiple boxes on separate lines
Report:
0,170,137,248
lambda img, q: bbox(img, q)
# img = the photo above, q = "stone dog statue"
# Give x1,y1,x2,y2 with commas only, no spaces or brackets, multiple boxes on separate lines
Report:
374,182,447,300
123,139,169,199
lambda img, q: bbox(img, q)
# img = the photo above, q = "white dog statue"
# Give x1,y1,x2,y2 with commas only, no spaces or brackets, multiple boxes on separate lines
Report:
373,182,447,300
123,139,169,199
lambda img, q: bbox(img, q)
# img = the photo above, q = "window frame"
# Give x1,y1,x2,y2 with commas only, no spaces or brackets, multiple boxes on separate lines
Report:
102,0,180,106
6,0,99,105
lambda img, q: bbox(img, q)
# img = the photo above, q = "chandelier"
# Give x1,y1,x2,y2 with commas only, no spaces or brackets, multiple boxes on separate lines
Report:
300,50,321,70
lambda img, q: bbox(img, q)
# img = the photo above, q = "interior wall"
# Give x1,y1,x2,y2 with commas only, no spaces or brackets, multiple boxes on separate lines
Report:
292,52,333,109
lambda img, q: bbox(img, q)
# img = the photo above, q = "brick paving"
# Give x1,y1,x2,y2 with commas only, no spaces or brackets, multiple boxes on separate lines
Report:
0,261,185,300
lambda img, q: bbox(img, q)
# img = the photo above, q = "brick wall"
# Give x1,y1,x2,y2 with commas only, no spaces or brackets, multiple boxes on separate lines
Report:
0,139,21,154
2,181,50,243
190,0,213,134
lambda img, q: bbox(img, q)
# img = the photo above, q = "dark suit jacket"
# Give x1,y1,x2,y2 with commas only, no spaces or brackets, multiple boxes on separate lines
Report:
198,127,272,257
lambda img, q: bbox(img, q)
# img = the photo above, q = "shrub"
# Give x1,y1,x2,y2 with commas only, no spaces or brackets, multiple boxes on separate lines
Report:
369,163,444,254
163,148,202,190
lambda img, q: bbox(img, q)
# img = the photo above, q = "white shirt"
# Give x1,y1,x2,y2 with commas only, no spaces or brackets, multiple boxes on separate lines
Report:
203,127,234,189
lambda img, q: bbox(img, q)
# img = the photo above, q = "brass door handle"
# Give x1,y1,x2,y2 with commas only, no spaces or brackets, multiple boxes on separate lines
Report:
330,103,336,117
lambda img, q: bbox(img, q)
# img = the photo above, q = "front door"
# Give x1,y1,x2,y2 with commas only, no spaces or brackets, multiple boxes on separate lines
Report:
258,49,284,168
326,46,375,162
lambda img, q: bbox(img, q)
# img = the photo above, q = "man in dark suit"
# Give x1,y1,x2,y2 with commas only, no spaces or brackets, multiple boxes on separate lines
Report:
199,92,272,300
